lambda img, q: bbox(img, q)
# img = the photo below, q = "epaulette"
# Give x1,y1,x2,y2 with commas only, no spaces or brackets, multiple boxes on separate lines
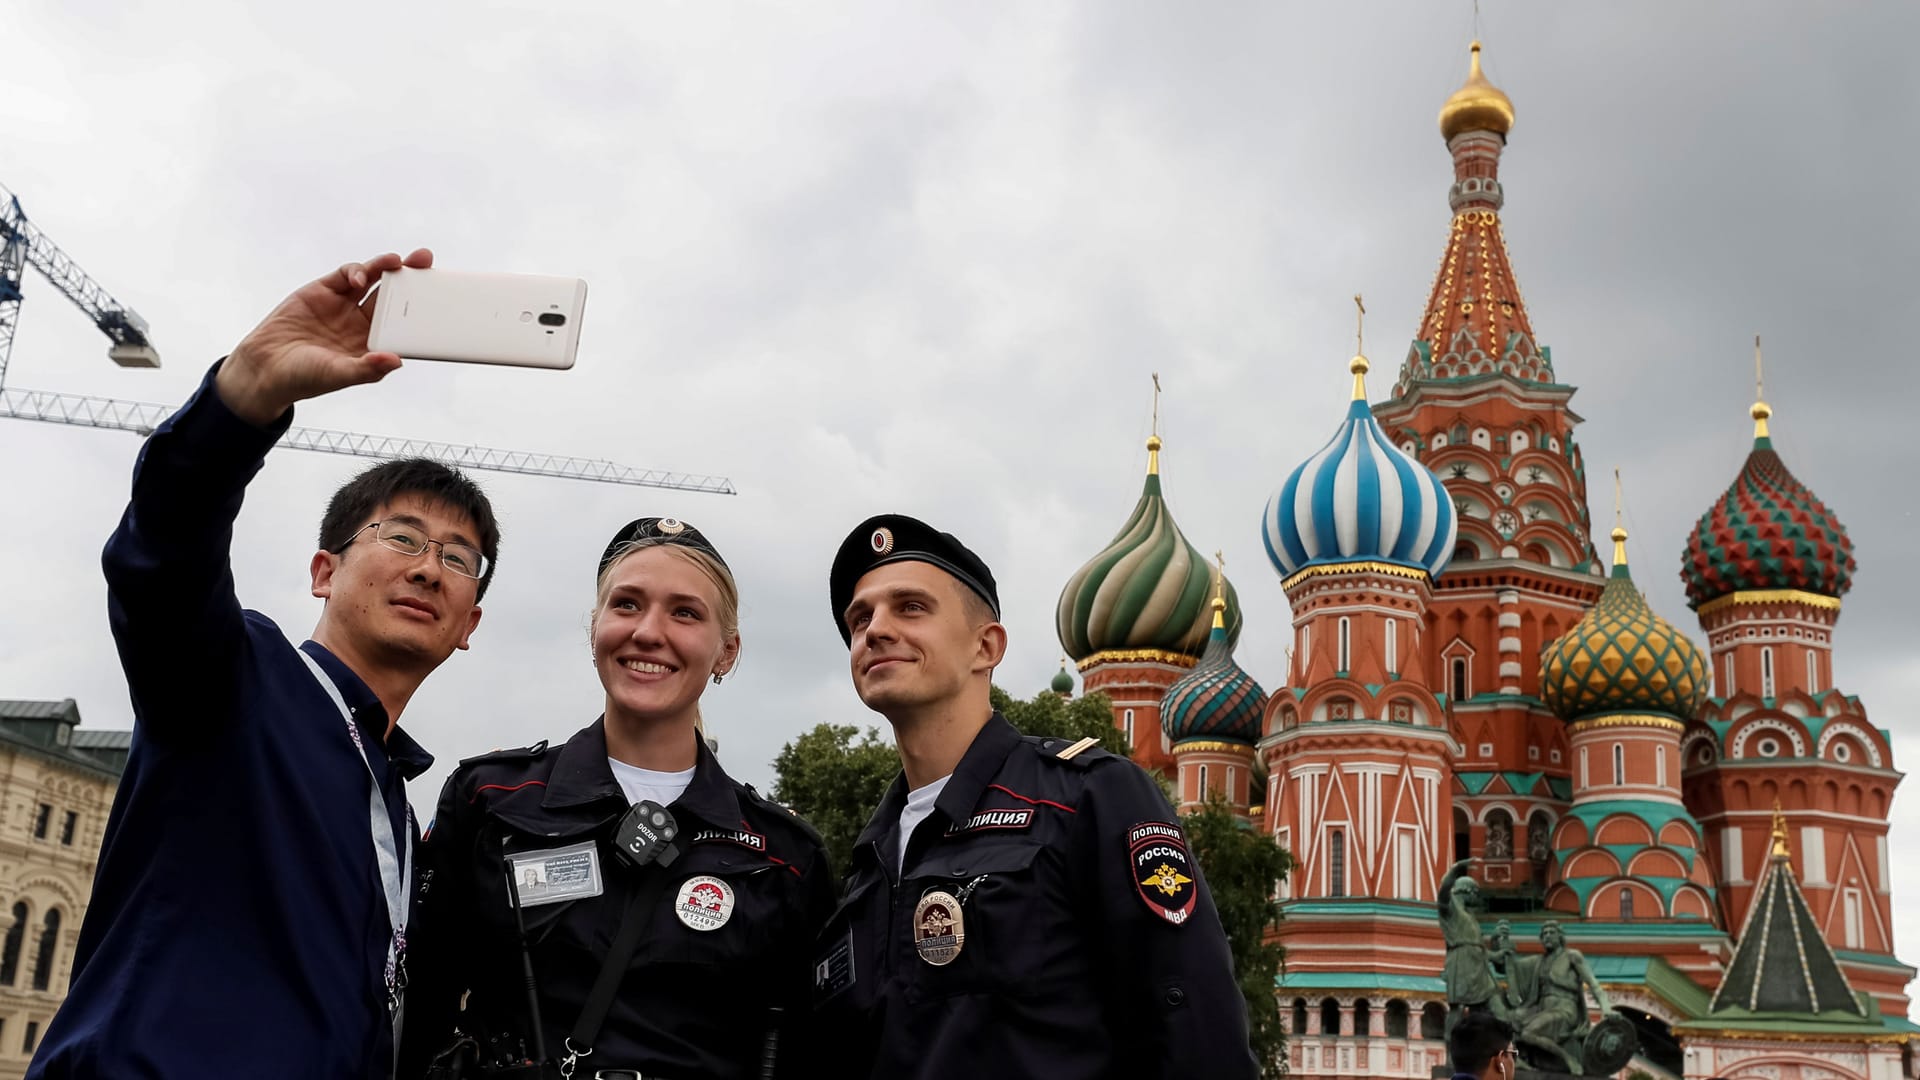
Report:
457,739,549,769
1029,735,1117,770
739,781,828,853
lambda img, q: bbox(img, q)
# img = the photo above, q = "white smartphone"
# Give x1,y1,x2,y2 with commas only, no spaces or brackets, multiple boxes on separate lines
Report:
367,267,588,370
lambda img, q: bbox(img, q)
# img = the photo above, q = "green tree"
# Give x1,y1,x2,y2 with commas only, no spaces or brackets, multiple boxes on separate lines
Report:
992,684,1129,756
769,723,900,879
1183,793,1294,1079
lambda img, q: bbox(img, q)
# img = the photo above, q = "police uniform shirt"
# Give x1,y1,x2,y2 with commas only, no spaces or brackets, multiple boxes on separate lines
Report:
808,712,1259,1080
400,718,836,1079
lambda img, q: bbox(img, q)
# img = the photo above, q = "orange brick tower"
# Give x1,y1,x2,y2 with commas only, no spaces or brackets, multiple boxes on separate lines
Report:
1370,41,1604,898
1677,368,1908,1017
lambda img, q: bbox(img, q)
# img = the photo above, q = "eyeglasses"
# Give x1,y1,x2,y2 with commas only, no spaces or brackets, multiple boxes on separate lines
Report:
340,520,489,580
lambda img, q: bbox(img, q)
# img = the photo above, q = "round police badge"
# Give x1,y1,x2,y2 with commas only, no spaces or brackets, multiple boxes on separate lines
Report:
674,875,735,931
657,518,687,535
913,889,965,965
870,527,895,555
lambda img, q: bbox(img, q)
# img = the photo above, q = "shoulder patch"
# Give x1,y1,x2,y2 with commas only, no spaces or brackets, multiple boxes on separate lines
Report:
1029,735,1118,770
457,740,548,768
1128,820,1198,927
739,782,828,854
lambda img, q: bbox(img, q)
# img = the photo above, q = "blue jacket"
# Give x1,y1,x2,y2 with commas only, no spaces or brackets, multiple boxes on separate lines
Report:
29,364,429,1079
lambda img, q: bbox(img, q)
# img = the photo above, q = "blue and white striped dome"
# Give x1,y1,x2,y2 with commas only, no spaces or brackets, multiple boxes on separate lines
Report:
1262,360,1458,582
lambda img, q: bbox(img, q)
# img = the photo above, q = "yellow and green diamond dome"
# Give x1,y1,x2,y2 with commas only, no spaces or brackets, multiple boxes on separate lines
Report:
1541,527,1710,721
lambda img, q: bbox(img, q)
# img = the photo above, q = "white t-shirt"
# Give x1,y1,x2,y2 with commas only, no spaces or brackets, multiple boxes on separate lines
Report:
608,756,695,808
896,774,953,875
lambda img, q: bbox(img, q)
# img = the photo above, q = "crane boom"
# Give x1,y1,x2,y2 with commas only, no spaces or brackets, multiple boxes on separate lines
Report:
0,385,736,492
0,184,160,383
1,177,736,495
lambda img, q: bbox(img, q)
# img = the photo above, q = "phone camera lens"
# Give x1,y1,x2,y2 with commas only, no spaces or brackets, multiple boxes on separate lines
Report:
538,312,567,327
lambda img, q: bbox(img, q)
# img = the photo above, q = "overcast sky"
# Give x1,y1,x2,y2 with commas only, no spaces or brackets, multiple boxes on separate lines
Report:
6,2,1916,1017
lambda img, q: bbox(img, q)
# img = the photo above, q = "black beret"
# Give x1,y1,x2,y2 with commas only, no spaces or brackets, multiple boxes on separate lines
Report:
829,514,1000,646
599,517,729,580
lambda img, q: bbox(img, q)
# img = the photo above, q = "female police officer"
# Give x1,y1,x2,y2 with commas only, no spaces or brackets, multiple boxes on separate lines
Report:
400,518,835,1079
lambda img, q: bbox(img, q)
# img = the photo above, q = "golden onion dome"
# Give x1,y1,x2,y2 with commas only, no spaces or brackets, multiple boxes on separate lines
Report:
1540,528,1709,721
1439,41,1515,141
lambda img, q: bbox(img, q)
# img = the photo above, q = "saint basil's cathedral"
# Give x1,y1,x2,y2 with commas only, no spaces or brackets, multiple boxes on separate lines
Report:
1050,42,1915,1080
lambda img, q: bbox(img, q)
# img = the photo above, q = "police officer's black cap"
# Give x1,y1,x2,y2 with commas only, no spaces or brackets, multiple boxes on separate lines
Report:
599,517,729,579
830,514,1000,646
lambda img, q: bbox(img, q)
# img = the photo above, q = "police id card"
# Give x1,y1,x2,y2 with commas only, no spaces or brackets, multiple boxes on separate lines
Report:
507,840,604,908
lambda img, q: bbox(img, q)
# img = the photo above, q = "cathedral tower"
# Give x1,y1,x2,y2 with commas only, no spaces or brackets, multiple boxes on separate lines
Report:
1677,373,1906,1015
1057,425,1242,776
1371,44,1603,892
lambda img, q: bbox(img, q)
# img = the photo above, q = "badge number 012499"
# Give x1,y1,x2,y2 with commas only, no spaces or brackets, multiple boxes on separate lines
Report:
1128,822,1197,926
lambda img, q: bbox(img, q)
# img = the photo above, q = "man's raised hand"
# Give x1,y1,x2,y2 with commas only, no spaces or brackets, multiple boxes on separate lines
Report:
216,249,433,426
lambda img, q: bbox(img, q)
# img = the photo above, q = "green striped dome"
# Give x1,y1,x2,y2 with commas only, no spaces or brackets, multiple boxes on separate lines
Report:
1056,445,1243,660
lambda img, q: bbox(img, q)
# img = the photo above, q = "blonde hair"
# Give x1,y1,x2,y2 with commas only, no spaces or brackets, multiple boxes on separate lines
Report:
592,539,742,732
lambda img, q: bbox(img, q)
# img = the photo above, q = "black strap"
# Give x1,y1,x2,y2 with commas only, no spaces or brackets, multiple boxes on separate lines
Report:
568,867,675,1058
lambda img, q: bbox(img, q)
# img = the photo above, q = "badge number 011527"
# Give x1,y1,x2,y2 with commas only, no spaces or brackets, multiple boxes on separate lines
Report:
1128,822,1197,926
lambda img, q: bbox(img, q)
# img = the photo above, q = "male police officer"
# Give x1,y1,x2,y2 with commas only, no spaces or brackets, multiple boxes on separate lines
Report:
811,514,1259,1079
32,250,496,1079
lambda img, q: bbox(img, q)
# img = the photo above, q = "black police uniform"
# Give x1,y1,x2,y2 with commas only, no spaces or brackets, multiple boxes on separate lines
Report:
399,721,835,1078
811,514,1259,1079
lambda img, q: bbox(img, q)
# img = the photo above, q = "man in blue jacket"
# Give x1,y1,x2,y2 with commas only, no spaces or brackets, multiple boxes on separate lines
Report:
30,249,499,1079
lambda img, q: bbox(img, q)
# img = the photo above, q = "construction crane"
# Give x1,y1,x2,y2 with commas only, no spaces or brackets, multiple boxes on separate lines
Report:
0,181,734,494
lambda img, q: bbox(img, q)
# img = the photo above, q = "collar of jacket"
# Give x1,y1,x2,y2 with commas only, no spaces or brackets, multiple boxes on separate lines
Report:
853,710,1022,854
541,716,746,831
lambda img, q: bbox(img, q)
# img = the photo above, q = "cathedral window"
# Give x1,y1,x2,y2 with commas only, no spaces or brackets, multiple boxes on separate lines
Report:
1761,648,1776,698
1450,658,1470,701
1329,829,1347,897
1122,709,1134,747
1453,808,1472,861
1385,620,1398,674
1619,888,1635,921
1724,654,1736,696
1612,744,1624,785
1198,764,1210,799
1337,617,1351,673
1843,889,1863,949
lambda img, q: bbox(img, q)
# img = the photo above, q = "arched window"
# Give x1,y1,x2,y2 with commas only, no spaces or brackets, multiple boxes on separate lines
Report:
1353,999,1373,1038
0,902,26,985
1723,653,1736,696
1300,625,1312,672
1453,807,1472,861
1385,619,1398,674
1657,745,1667,787
1321,998,1342,1036
1122,708,1134,747
1197,764,1210,800
1618,887,1635,921
1337,617,1352,672
1292,998,1309,1035
31,908,60,991
1485,809,1513,860
1806,652,1820,694
1762,647,1776,698
1329,829,1347,897
1612,743,1624,786
1420,1002,1446,1040
1386,999,1410,1038
1451,422,1470,446
1450,658,1469,701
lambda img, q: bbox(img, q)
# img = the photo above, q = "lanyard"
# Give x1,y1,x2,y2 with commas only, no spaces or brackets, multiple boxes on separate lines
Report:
297,647,413,1051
